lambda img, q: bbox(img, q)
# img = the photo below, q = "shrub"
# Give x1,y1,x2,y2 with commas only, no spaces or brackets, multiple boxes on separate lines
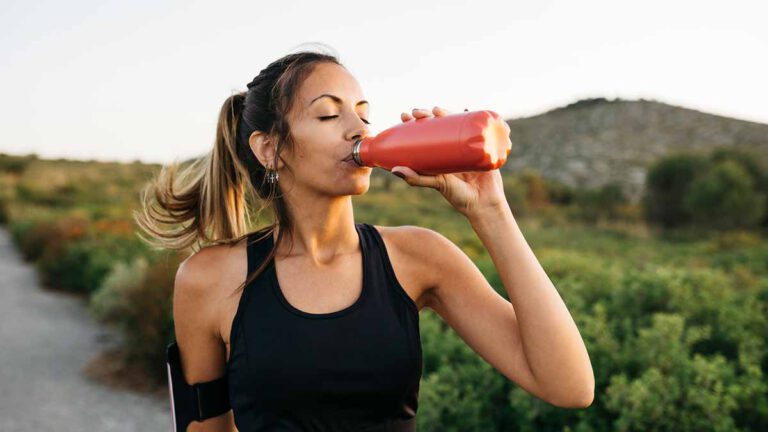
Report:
643,153,710,228
570,183,629,224
519,169,551,210
0,197,8,225
90,251,182,384
12,216,88,262
684,160,766,230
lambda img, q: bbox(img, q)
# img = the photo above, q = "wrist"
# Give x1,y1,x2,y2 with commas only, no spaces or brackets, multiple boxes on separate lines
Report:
465,202,512,225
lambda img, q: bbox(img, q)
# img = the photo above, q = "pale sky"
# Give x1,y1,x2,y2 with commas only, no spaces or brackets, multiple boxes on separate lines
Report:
1,0,766,164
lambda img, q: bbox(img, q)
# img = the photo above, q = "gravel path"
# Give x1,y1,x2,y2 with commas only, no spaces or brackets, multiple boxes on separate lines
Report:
0,227,171,431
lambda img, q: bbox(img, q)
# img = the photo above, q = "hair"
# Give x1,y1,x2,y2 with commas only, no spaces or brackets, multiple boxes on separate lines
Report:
133,44,343,296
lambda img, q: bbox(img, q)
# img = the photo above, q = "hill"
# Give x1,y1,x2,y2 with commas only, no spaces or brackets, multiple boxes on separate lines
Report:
503,98,768,203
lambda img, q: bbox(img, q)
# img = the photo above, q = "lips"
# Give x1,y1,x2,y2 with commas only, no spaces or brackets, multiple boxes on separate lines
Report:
341,153,354,162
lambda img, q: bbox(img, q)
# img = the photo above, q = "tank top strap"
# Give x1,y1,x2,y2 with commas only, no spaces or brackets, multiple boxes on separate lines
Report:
246,229,275,276
236,229,276,311
357,223,420,316
228,229,275,366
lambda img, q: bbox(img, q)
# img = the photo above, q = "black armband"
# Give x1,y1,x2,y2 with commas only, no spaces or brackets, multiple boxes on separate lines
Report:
166,341,230,431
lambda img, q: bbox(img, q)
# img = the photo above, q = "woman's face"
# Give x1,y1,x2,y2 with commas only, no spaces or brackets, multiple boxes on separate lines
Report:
281,62,373,197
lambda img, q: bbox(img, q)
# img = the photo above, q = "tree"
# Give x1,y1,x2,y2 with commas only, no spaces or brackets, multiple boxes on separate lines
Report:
642,153,710,228
709,147,768,227
684,159,766,230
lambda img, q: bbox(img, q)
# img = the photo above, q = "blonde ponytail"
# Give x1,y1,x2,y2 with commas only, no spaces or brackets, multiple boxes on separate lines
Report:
133,92,257,252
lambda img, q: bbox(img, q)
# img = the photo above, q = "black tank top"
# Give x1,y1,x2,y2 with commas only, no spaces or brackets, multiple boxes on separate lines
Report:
227,222,423,431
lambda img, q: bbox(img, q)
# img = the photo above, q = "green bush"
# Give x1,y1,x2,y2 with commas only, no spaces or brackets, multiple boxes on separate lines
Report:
643,148,767,231
684,160,766,230
0,197,8,225
3,156,767,430
604,314,740,432
0,153,32,175
36,231,148,294
90,252,180,384
10,216,88,262
643,153,710,228
710,147,768,227
418,309,516,431
571,183,628,223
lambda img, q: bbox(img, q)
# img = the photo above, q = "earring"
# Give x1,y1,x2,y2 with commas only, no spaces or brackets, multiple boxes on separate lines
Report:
266,166,279,184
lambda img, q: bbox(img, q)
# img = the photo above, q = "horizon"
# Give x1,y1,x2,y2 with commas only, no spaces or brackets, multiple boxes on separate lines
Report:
2,94,764,167
1,0,766,164
0,95,765,165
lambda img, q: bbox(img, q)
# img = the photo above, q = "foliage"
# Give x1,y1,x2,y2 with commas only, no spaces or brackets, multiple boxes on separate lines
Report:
0,153,33,175
643,148,767,231
90,252,181,383
684,160,766,230
570,182,629,223
642,152,710,228
2,156,767,430
37,232,150,293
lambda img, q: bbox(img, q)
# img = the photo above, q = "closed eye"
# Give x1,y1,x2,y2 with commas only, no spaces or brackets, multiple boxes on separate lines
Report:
319,115,370,125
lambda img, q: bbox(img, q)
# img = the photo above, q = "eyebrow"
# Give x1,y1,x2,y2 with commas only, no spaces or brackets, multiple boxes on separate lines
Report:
309,93,369,108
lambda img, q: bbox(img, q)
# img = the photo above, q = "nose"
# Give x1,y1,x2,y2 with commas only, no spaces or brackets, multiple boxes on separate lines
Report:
345,116,370,143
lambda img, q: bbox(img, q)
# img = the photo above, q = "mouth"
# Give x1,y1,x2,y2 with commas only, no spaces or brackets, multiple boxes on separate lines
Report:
341,153,355,162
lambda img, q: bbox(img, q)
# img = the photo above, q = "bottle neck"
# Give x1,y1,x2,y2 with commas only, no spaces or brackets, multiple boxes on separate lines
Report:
352,139,364,166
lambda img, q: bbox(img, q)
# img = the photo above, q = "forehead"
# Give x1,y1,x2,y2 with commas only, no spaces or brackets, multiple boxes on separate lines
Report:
297,62,365,107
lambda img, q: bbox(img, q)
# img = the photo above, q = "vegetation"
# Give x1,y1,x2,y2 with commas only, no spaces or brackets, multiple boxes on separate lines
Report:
1,148,766,431
644,148,767,230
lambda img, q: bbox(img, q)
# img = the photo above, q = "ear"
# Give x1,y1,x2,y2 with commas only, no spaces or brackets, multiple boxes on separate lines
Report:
248,131,283,170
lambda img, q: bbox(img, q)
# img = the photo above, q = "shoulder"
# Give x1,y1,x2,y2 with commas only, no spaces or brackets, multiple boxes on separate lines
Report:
372,224,456,260
370,224,459,308
174,239,248,335
171,240,248,397
372,224,447,249
176,241,243,295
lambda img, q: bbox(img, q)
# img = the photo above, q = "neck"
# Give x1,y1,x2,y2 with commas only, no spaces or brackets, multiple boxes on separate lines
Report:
272,194,358,266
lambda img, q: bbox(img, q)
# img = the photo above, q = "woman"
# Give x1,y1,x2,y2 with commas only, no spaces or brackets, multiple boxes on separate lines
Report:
136,48,594,431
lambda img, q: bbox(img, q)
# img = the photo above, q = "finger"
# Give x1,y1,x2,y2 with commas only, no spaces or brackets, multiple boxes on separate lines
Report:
391,166,444,191
412,108,433,119
433,106,451,117
401,112,414,122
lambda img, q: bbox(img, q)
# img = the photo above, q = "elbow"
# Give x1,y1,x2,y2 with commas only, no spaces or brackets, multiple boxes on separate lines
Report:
548,381,595,409
549,390,594,409
572,387,594,409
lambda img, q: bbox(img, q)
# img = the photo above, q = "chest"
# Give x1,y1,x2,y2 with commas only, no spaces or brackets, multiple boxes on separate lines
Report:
274,252,364,316
217,229,427,354
229,297,420,412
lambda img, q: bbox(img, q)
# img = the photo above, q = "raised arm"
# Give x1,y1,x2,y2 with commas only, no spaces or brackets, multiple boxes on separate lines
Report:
418,209,594,408
392,106,594,408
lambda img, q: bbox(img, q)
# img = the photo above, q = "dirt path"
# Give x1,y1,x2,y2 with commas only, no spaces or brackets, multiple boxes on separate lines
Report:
0,227,171,431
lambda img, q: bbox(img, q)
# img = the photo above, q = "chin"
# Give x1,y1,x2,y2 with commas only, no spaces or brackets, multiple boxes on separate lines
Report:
341,176,371,195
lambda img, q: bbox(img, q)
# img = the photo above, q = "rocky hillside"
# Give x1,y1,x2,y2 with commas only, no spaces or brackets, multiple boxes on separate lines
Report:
503,98,768,203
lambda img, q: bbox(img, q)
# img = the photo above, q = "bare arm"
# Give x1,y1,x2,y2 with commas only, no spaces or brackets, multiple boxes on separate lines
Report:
467,204,594,407
174,252,237,431
415,205,594,408
392,106,593,408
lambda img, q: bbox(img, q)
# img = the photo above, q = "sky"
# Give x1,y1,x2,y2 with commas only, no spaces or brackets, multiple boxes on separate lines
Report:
1,0,766,164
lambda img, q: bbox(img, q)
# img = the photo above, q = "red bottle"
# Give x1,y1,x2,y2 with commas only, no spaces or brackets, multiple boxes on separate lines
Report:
350,110,512,175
